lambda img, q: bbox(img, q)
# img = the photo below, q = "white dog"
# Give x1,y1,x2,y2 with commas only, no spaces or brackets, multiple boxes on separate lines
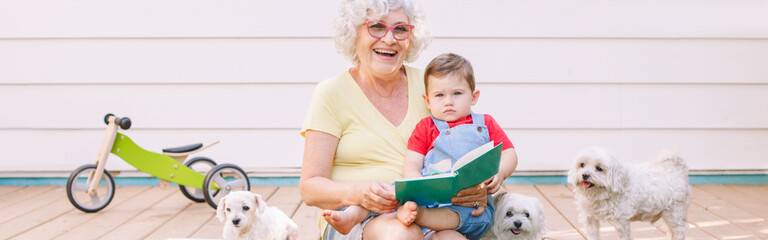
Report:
482,191,547,240
568,147,690,240
217,191,298,240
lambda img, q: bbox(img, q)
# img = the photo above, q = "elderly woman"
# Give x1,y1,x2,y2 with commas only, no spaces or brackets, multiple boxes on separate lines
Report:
300,0,491,239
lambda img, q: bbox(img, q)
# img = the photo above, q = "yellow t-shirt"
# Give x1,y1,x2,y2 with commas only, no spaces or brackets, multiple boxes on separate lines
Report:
301,65,430,231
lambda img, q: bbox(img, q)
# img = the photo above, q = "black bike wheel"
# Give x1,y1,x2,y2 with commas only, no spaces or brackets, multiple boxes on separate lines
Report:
66,164,115,213
202,164,250,209
179,157,217,202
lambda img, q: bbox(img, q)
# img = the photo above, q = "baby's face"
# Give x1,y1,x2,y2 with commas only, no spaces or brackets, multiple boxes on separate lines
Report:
424,74,478,122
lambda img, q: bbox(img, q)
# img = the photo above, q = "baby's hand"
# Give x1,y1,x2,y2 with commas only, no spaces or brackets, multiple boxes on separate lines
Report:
485,174,503,194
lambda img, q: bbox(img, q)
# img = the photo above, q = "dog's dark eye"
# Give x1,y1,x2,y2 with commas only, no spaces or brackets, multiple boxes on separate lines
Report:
596,166,603,172
226,208,230,212
525,212,530,218
243,206,250,211
580,163,584,168
506,211,513,217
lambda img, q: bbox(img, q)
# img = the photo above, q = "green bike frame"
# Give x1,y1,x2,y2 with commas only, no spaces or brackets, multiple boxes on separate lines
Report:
111,133,210,189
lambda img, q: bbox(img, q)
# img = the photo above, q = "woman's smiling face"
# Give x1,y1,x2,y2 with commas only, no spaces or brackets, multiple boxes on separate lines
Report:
354,8,411,77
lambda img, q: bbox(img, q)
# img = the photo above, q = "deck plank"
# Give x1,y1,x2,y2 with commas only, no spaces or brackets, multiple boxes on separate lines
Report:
0,186,24,195
292,202,321,240
266,185,302,217
0,186,64,224
0,188,75,239
691,186,768,239
252,186,280,200
54,186,177,240
144,202,214,240
189,186,279,239
728,185,768,205
503,184,583,239
10,186,151,240
0,186,56,211
687,203,756,239
189,213,223,238
687,186,758,239
697,185,768,220
0,184,764,240
105,191,196,239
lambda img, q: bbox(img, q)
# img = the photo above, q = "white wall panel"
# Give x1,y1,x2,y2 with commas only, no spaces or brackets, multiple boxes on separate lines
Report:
0,0,338,38
0,39,349,84
0,129,305,172
508,129,768,171
2,0,767,38
2,129,764,172
419,39,768,84
3,39,767,84
421,0,768,38
2,84,766,129
475,84,768,129
1,0,767,174
0,84,315,129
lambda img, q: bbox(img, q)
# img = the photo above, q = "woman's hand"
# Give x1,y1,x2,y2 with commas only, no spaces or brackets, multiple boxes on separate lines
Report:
359,181,399,214
451,182,488,216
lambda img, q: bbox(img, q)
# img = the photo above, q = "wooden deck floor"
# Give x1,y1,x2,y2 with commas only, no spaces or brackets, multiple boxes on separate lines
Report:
0,184,766,240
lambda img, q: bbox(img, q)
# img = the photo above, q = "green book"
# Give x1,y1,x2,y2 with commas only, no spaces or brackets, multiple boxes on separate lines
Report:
395,142,502,206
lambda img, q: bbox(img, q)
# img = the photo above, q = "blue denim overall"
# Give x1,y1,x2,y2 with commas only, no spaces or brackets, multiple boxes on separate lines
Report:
421,113,494,240
422,113,491,176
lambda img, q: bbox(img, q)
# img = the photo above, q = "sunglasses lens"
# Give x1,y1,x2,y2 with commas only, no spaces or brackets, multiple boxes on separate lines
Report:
366,21,413,40
393,25,412,40
367,22,388,38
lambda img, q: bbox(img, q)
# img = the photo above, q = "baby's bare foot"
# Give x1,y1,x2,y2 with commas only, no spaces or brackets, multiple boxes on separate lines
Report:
321,210,357,235
396,201,418,225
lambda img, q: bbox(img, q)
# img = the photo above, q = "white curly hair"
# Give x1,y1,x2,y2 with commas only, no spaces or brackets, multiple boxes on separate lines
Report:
333,0,431,64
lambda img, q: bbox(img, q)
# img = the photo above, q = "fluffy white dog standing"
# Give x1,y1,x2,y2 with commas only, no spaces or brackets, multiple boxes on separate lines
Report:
568,146,690,240
481,191,547,240
217,191,298,240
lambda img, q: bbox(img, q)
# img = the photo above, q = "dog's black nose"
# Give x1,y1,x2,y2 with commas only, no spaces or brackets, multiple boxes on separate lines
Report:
232,218,240,225
582,174,590,180
514,220,522,228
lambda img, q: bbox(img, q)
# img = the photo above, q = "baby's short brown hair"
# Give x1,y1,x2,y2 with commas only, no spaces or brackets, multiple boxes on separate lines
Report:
424,53,475,91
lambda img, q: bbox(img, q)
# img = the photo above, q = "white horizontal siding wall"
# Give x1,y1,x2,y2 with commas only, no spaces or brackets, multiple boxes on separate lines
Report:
1,0,767,175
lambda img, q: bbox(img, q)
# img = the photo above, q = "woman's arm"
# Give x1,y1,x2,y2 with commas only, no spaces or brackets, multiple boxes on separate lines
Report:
299,130,399,213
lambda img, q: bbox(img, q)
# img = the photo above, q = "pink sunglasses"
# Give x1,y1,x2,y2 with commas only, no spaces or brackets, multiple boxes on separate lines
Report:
364,20,415,41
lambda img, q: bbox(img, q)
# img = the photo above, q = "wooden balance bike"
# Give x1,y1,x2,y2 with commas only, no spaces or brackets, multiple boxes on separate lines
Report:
66,113,250,212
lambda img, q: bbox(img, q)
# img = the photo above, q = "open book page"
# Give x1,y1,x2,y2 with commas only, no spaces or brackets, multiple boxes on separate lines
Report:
453,142,502,191
395,141,501,206
399,172,452,181
450,141,495,172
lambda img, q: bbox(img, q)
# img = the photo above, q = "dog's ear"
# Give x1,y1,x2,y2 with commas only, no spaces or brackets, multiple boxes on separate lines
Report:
607,156,629,193
492,190,508,206
533,198,548,236
566,160,579,187
216,195,228,223
253,193,267,213
568,149,589,187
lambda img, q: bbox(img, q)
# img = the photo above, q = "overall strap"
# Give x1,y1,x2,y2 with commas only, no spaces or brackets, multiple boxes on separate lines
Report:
431,116,451,132
470,113,486,126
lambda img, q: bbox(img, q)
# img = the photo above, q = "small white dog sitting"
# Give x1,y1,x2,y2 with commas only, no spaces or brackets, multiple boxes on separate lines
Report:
568,147,690,240
217,191,298,240
482,191,547,240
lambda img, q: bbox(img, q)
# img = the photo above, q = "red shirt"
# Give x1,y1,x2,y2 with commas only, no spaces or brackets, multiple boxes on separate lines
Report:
407,114,514,155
